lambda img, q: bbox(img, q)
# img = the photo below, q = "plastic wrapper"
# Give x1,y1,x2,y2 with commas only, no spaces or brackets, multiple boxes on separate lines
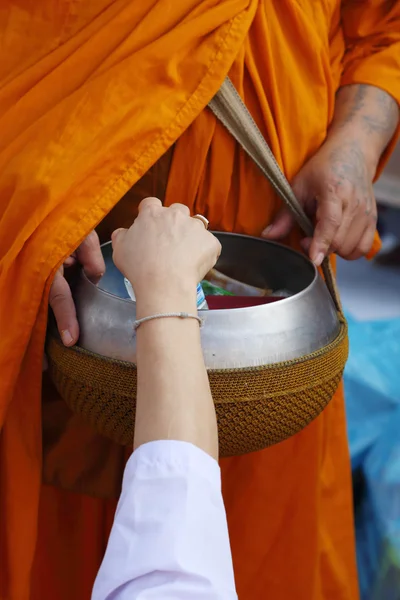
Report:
344,317,400,600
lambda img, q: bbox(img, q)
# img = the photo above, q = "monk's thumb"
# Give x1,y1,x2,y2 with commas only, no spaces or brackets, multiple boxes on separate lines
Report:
261,208,295,240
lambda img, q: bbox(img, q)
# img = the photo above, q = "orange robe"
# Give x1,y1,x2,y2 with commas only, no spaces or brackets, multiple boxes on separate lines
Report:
0,2,399,599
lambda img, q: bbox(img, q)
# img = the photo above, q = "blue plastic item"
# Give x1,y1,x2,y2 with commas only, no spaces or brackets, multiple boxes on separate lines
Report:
355,409,400,600
344,316,400,600
344,318,400,471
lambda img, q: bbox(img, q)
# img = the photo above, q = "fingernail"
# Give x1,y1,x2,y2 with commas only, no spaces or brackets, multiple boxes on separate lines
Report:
61,329,73,346
92,272,104,284
313,252,324,267
262,226,272,237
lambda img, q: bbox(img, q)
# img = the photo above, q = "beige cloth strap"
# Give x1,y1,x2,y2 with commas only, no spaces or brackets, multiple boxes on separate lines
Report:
208,77,342,313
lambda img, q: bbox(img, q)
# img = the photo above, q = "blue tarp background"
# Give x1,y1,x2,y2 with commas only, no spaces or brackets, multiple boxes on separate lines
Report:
344,317,400,600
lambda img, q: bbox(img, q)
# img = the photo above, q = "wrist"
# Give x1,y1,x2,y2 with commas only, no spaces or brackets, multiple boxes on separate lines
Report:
328,83,400,180
324,126,379,180
135,281,198,319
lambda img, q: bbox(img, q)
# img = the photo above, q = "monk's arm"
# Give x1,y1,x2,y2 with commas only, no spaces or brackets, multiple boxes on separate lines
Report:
338,0,400,174
265,82,399,262
328,84,399,177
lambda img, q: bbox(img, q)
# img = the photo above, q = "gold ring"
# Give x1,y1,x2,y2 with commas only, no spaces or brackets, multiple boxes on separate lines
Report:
193,214,209,230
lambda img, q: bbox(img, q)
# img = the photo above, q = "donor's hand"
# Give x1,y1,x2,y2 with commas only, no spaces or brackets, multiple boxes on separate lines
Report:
49,230,105,346
111,197,221,313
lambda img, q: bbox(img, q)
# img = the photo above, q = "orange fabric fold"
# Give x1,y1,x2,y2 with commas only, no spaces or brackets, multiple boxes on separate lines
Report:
0,2,257,598
1,1,399,599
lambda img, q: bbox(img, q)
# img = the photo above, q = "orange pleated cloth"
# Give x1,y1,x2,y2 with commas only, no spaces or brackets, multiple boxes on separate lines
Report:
1,2,400,599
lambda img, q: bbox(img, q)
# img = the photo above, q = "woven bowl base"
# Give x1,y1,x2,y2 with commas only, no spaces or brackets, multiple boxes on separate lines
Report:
47,319,348,457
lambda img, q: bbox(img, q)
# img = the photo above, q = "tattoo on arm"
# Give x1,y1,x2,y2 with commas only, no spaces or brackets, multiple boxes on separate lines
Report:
362,87,399,135
340,84,368,126
329,142,376,218
336,84,399,138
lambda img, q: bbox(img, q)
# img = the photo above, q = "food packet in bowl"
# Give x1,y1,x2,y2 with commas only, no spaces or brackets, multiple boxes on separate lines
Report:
205,268,272,297
124,277,211,310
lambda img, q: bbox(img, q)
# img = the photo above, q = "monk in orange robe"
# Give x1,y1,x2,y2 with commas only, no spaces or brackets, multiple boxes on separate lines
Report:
1,2,399,599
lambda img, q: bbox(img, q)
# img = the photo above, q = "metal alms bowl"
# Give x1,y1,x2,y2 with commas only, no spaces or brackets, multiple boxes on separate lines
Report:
73,233,341,368
47,232,347,454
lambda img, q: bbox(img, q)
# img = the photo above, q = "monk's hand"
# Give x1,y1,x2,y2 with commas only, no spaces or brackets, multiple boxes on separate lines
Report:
263,84,399,266
263,136,377,265
49,231,105,346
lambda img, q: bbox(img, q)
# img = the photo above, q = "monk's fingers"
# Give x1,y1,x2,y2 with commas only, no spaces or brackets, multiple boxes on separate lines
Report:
309,194,342,266
346,220,377,261
64,254,77,268
300,237,312,255
326,206,354,256
138,197,163,213
262,207,296,240
332,209,365,259
49,269,79,347
75,230,105,281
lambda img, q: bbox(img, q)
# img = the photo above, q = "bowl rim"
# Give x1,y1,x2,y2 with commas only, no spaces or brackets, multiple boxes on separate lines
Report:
82,234,321,315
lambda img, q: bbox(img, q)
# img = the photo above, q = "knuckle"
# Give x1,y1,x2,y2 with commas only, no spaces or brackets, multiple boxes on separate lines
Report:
213,238,222,258
80,230,99,249
144,204,159,218
171,202,188,211
329,237,341,254
142,196,161,207
351,197,363,215
326,214,340,229
346,252,361,262
326,183,339,196
336,243,353,259
87,229,98,241
324,212,341,228
49,275,71,309
49,291,68,309
363,206,373,217
359,238,374,256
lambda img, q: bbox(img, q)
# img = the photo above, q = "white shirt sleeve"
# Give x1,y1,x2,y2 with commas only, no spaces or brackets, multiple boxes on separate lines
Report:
92,440,237,600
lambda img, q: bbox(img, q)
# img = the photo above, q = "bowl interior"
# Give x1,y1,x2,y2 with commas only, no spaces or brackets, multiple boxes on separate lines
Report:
96,233,315,300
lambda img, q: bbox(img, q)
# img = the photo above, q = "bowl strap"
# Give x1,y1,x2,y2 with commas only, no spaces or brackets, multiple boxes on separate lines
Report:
208,78,343,314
